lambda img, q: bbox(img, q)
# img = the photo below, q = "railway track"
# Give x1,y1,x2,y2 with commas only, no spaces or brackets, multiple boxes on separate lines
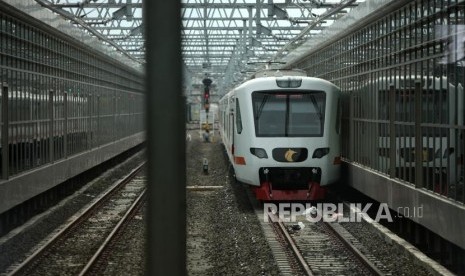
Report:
250,196,390,275
6,163,146,276
284,217,387,275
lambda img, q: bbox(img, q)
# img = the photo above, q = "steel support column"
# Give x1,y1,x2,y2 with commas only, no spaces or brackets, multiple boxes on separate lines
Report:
145,0,186,275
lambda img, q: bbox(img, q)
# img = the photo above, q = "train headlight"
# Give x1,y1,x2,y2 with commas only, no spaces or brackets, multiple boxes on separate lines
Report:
312,148,330,159
250,148,268,159
276,77,302,88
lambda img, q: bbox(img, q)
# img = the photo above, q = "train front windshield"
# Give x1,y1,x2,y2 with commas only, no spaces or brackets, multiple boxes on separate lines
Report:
252,91,326,137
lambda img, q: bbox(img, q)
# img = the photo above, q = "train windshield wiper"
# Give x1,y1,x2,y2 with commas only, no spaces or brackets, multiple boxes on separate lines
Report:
255,94,269,120
310,94,322,120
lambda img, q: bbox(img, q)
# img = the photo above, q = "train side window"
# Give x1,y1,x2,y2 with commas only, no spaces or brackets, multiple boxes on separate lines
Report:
236,98,242,134
222,111,225,131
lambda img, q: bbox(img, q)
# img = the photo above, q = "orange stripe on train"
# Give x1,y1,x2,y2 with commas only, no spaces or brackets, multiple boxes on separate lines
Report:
234,156,246,165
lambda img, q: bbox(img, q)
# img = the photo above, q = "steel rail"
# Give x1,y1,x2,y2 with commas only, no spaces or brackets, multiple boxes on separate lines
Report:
79,188,147,276
324,221,385,276
269,212,314,276
7,162,146,276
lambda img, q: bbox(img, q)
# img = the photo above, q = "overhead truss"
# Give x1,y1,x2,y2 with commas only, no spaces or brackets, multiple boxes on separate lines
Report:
37,0,364,91
181,0,363,91
38,0,144,62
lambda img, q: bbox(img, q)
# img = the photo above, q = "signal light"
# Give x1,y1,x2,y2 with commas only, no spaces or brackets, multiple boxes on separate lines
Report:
202,78,212,86
202,79,212,112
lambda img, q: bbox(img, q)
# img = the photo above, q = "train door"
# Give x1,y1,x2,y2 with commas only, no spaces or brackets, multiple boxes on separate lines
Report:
228,97,235,151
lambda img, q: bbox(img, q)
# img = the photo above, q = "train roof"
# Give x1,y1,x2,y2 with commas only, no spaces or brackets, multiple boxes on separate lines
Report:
251,69,307,78
221,75,338,98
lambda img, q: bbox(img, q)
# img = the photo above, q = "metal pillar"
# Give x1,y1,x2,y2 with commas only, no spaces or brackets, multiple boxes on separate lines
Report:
64,92,68,158
2,83,9,179
49,90,54,163
414,81,423,188
389,84,396,178
87,93,92,150
145,0,186,275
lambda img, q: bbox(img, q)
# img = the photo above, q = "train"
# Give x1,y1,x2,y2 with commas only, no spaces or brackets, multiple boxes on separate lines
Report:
1,90,88,142
218,69,342,201
0,87,142,177
355,75,464,194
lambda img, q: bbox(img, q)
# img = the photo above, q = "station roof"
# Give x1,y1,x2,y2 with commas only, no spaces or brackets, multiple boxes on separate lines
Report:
37,0,365,91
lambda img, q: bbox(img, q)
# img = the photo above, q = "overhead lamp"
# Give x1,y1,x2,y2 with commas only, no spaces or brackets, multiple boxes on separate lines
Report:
130,24,144,36
251,37,262,47
112,6,128,20
268,4,288,19
256,23,272,36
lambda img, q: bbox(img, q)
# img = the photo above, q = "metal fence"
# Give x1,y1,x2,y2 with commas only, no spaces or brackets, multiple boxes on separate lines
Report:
0,3,145,179
289,0,465,203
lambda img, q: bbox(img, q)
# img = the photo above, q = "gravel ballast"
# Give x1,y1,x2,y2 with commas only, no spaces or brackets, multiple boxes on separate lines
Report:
186,130,280,275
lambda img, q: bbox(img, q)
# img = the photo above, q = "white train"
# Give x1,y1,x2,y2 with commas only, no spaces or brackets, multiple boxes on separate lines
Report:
356,75,464,194
219,70,342,200
1,90,88,143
